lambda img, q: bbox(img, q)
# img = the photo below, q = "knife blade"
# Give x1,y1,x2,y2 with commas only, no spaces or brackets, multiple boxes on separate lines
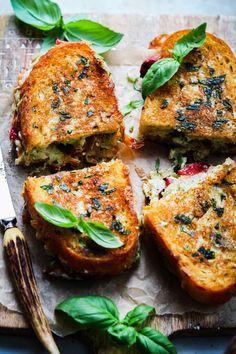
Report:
0,147,60,354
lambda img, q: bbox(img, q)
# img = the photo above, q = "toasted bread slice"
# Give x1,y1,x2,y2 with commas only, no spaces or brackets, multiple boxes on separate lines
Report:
23,160,139,276
143,158,236,304
12,41,123,168
140,31,236,155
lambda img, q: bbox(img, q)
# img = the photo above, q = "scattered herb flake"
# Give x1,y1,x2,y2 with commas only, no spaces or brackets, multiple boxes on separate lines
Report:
198,246,215,260
98,183,116,195
91,198,101,210
212,119,228,129
184,62,200,72
52,83,59,93
59,111,72,121
178,80,185,89
160,99,168,109
59,183,71,193
199,75,226,86
87,110,94,118
174,214,192,225
155,158,160,171
78,68,89,80
208,66,215,76
222,98,233,112
176,120,197,131
111,216,131,235
51,98,60,109
40,184,54,195
84,96,89,105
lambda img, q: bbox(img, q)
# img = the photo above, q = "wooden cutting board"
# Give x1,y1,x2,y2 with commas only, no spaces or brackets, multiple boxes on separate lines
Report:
0,14,235,343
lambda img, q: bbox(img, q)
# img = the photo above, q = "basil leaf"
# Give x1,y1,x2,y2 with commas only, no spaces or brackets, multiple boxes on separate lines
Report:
34,202,78,228
108,323,137,348
64,19,123,54
41,27,65,52
171,23,207,62
123,305,155,327
137,327,177,354
10,0,62,31
121,99,144,116
56,296,119,330
78,218,124,249
142,58,180,99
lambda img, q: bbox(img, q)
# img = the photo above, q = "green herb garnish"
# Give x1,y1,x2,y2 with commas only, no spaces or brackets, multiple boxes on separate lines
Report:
127,76,141,92
55,296,176,354
142,23,206,98
198,246,215,260
10,0,123,53
40,184,54,195
155,158,160,171
212,119,228,129
174,214,192,225
35,202,123,249
121,99,144,116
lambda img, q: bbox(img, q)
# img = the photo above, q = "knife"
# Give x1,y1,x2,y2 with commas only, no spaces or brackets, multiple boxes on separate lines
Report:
0,147,60,354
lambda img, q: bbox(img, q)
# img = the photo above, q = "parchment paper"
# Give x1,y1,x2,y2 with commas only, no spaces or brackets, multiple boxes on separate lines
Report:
0,15,235,336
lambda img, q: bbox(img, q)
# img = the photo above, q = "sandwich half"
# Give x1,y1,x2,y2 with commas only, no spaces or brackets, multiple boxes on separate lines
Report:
140,31,236,158
143,158,236,304
12,41,123,168
23,160,139,277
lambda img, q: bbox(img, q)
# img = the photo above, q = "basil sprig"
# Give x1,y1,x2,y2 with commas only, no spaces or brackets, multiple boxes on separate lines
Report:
35,202,123,249
10,0,123,53
55,295,177,353
142,23,207,98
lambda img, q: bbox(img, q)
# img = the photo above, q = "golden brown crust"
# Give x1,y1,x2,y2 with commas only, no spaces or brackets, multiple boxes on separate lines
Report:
143,159,236,304
140,31,236,150
23,160,139,276
13,42,123,166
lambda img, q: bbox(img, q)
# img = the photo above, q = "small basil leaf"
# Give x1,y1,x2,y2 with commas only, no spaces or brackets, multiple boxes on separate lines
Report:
78,218,124,249
10,0,62,31
64,19,123,54
137,327,177,354
41,27,65,52
123,305,155,327
142,58,180,99
34,202,78,228
108,323,137,348
171,23,207,62
121,99,144,116
56,296,119,330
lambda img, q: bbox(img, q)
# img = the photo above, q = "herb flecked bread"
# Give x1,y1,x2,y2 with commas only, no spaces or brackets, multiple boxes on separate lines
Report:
143,158,236,304
23,160,139,277
140,31,236,157
12,41,123,168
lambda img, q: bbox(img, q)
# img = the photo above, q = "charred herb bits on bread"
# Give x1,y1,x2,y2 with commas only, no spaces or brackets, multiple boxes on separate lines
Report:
23,160,139,277
143,158,236,304
140,30,236,156
12,41,123,168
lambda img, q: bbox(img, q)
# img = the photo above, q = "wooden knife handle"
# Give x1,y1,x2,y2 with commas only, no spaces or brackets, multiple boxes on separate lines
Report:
3,227,60,354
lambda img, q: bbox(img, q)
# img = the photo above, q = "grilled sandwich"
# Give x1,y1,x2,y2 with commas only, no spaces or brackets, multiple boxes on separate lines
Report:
143,158,236,304
12,41,123,168
140,31,236,157
23,160,139,276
